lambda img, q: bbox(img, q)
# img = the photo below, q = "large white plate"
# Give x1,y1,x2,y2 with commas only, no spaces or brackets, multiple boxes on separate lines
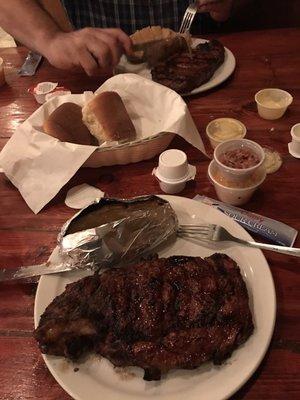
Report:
117,39,236,96
34,196,276,400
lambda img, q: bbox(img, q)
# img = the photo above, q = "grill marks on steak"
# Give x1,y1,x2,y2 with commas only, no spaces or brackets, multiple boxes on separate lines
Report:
34,253,253,380
151,39,225,93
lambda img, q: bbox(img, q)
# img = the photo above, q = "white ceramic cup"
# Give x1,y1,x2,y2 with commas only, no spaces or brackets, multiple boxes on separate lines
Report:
214,139,265,183
208,160,266,206
255,88,293,120
290,123,300,154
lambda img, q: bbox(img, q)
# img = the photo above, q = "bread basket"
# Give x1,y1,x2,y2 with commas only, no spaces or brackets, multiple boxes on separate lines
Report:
83,132,175,167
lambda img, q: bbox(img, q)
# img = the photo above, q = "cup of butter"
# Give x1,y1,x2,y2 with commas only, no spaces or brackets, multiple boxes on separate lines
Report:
206,118,247,149
255,88,293,120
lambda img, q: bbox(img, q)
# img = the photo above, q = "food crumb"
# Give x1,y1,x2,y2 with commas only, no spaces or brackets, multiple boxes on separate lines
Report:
269,127,275,132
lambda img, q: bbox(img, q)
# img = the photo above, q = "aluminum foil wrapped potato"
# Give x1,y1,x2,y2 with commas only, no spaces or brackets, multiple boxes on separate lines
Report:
58,195,178,271
129,26,191,65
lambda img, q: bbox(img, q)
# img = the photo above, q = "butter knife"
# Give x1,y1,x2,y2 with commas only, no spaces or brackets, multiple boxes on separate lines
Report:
0,261,73,281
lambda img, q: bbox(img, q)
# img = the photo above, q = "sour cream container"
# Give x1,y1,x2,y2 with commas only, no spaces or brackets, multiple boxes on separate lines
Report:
153,149,196,194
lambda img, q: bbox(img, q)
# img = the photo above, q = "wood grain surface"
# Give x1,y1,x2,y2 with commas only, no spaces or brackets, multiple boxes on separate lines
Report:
0,28,299,400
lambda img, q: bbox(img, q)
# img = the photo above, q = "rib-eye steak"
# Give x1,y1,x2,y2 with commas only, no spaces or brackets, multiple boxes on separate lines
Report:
34,253,253,380
151,39,225,94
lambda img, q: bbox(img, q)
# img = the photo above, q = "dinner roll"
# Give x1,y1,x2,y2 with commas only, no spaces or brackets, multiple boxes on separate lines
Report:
43,102,93,145
82,91,136,143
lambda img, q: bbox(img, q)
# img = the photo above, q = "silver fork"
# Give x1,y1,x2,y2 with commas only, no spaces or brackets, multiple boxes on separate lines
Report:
179,2,198,33
178,224,300,257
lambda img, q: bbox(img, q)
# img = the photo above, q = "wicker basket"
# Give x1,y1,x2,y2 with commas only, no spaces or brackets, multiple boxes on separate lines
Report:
84,132,175,168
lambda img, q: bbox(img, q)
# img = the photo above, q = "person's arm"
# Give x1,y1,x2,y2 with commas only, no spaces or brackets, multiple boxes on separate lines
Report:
0,0,132,75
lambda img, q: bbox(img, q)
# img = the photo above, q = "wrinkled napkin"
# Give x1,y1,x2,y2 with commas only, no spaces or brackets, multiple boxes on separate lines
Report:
0,73,206,213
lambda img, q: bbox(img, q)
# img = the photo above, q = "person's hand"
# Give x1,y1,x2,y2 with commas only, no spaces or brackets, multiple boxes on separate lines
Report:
41,28,132,76
197,0,233,22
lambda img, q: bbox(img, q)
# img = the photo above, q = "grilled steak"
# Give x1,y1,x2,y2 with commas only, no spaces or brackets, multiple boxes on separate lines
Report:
151,39,225,94
34,253,253,380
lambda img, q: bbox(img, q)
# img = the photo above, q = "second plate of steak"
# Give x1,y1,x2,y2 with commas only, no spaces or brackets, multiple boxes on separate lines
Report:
34,252,254,381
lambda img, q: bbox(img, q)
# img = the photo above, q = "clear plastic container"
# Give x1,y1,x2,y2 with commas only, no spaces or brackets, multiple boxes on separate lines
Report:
214,139,265,183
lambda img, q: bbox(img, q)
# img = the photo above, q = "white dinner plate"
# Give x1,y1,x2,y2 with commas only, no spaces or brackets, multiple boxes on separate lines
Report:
34,196,276,400
116,38,236,96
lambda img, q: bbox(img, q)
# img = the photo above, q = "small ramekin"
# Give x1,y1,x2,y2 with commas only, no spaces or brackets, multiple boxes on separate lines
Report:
206,118,247,149
255,88,293,120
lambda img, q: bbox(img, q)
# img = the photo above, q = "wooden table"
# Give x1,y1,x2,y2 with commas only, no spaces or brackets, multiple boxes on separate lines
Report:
0,28,299,400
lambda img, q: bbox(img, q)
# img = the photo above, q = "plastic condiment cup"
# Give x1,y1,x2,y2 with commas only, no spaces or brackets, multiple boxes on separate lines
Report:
206,118,247,149
255,88,293,120
214,139,265,183
290,123,300,155
208,160,266,206
32,82,58,104
153,149,195,194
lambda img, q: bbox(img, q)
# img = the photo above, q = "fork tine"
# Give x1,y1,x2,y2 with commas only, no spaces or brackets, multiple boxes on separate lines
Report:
181,12,192,33
179,10,189,33
186,12,194,31
178,226,210,232
177,229,210,235
178,233,210,242
179,224,213,229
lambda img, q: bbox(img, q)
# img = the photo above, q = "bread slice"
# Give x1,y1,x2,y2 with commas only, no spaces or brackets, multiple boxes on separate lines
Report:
43,102,93,145
82,91,136,144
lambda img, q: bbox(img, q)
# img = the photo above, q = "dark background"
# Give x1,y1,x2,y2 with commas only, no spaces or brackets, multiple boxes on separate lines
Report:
193,0,300,34
225,0,300,31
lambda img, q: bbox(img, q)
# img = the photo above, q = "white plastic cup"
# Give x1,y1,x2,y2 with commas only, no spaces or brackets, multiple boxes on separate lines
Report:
290,123,300,154
206,118,247,149
157,149,189,180
33,82,58,104
158,180,186,194
214,139,265,183
208,160,266,206
255,88,293,120
153,149,195,194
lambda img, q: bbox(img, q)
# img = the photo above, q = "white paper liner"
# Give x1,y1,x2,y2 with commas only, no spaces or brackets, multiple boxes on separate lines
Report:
0,73,206,214
65,184,105,209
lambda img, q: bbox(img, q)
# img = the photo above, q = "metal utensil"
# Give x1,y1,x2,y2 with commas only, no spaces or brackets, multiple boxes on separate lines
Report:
179,2,198,34
178,224,300,257
0,261,73,282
